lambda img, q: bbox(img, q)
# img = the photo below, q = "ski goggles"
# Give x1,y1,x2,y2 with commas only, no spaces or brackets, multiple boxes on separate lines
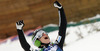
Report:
32,30,47,43
35,30,47,38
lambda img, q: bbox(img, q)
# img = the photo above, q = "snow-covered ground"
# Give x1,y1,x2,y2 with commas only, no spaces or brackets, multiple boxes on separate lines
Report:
49,22,100,51
0,14,100,51
64,33,100,51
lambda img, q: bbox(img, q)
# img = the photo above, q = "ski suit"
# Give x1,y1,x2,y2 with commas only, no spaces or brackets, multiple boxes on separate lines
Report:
17,7,67,51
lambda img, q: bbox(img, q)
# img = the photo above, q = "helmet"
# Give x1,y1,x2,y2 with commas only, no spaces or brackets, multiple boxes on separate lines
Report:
32,29,47,47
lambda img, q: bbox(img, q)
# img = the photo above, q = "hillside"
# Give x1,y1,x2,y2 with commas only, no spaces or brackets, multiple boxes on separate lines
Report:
0,0,100,39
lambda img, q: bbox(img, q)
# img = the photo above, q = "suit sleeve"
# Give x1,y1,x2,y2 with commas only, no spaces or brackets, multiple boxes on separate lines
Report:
56,7,67,49
17,29,32,51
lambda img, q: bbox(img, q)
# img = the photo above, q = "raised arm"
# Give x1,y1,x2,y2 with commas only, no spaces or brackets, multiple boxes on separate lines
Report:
16,20,32,51
54,1,67,49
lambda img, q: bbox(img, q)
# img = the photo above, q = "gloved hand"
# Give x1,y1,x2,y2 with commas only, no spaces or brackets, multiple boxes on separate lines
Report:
16,20,24,30
54,1,62,9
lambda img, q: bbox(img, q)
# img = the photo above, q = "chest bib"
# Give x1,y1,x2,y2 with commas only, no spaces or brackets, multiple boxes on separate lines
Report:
43,44,62,51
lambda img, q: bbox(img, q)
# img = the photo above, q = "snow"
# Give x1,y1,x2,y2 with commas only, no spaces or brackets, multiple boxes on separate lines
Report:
0,15,100,51
64,33,100,51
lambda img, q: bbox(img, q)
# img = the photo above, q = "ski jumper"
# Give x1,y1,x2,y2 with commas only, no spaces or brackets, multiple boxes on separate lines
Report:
17,7,67,51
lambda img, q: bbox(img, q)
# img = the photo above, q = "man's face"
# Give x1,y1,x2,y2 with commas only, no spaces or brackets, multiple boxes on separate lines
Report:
39,33,50,44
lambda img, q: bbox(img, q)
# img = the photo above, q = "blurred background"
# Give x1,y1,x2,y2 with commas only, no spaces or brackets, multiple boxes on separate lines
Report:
0,0,100,51
0,0,100,39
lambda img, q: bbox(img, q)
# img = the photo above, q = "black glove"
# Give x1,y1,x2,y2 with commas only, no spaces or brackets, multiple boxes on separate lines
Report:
54,1,62,9
16,20,24,30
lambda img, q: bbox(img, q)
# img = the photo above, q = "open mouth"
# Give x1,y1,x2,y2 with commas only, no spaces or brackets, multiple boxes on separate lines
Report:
44,37,48,39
